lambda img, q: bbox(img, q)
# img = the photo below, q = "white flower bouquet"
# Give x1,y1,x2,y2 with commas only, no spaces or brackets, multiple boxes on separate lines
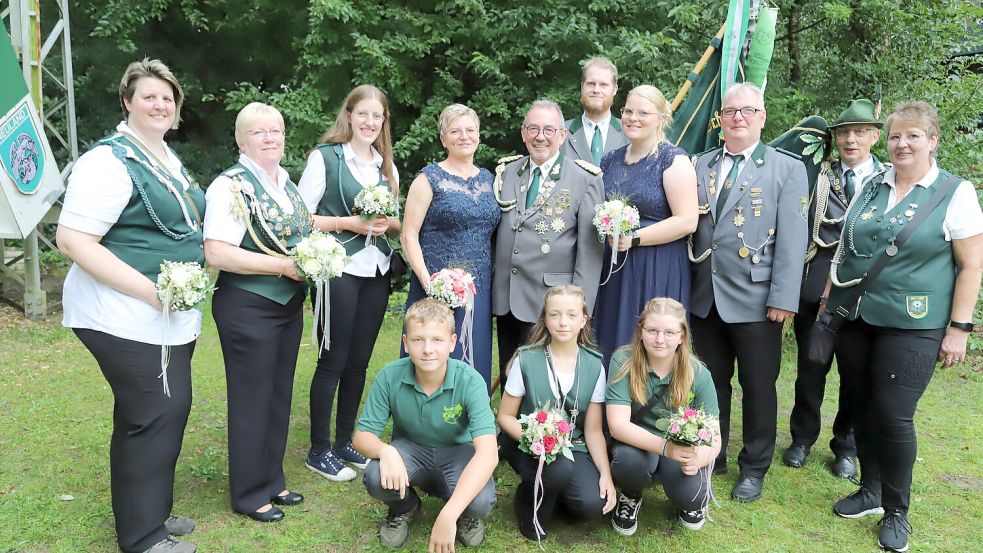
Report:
156,260,214,396
592,196,640,239
353,185,398,247
294,230,350,351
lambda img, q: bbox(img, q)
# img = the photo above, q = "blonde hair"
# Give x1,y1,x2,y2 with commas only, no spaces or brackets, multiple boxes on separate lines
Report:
523,285,597,351
610,297,697,409
627,84,673,156
438,104,480,136
885,101,941,145
404,298,455,334
119,58,184,129
582,56,619,86
321,85,397,192
234,102,285,151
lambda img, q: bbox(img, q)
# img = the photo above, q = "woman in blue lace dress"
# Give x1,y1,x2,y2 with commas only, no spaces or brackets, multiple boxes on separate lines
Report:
594,85,699,363
401,104,501,388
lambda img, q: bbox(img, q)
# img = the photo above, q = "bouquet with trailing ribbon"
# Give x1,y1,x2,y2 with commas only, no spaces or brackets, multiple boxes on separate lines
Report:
156,260,214,396
518,403,574,544
592,196,640,283
426,268,477,367
294,230,351,350
353,185,398,246
658,406,719,516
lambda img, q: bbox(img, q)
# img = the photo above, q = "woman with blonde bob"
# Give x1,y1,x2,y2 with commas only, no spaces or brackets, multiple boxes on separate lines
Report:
606,298,721,536
593,85,698,364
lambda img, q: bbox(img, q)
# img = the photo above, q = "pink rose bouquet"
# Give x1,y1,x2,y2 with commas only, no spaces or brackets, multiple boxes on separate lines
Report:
662,407,717,447
517,403,574,465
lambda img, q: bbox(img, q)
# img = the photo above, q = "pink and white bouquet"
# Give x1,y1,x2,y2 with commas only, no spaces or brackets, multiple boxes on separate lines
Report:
426,268,477,310
592,196,640,239
663,407,717,447
156,260,214,397
353,185,398,246
517,404,575,465
294,230,351,351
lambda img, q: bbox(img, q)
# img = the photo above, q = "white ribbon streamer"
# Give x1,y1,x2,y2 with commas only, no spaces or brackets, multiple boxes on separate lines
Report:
599,212,628,287
459,302,475,368
313,280,331,351
158,291,172,398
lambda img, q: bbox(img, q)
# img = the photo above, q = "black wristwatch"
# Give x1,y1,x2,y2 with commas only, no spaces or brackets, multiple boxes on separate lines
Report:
630,230,641,248
949,320,975,332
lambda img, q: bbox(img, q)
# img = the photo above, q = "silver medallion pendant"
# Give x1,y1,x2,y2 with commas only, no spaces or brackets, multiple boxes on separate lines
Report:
886,244,899,257
541,243,551,254
751,254,761,264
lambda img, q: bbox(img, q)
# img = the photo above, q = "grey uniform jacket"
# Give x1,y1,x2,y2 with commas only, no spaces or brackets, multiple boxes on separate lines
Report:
492,153,604,323
690,142,809,323
562,115,628,163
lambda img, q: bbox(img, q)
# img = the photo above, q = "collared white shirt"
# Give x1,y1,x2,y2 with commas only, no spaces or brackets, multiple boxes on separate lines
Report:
840,156,876,190
719,141,760,181
60,122,201,345
504,357,607,403
581,112,612,152
529,152,561,185
203,154,294,247
297,142,399,278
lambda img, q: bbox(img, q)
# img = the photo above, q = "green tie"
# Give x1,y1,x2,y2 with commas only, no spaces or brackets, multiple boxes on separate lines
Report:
591,125,603,166
844,168,856,200
716,153,744,218
526,167,542,209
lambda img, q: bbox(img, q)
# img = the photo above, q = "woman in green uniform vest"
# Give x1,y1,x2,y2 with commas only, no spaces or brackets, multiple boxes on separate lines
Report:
203,102,311,523
606,297,721,536
56,59,202,553
826,101,982,553
497,286,615,541
297,85,401,481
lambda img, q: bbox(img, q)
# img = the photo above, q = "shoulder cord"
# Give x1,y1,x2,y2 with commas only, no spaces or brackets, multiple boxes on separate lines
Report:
228,173,301,259
830,173,887,288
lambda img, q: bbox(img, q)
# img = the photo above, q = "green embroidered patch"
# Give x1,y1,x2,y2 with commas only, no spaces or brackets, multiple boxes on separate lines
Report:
442,404,463,424
906,295,928,319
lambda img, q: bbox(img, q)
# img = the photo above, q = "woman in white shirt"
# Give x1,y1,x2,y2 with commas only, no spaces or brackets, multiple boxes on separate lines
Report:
297,85,400,482
56,59,202,553
203,102,310,523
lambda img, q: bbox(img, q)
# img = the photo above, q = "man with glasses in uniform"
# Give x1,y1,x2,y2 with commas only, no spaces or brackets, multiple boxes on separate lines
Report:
563,56,628,165
492,100,604,396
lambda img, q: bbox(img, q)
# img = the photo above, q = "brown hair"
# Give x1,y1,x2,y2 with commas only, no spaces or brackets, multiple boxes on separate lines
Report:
523,285,597,351
404,298,455,335
320,84,397,193
118,58,184,129
885,101,941,147
609,297,696,409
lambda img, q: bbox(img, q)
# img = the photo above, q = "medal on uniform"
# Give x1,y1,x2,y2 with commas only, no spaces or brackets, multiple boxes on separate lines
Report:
886,236,898,257
708,171,717,197
752,254,760,264
733,206,745,227
541,242,551,254
738,246,750,258
860,205,878,220
753,206,761,217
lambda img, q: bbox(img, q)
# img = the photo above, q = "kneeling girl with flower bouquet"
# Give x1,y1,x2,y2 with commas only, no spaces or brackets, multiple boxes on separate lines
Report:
607,297,721,535
497,285,616,542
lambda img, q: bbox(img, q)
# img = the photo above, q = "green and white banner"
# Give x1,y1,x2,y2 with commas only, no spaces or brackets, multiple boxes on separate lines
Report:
0,24,64,239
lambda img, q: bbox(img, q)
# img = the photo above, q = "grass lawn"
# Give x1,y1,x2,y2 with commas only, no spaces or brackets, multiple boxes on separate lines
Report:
0,302,980,552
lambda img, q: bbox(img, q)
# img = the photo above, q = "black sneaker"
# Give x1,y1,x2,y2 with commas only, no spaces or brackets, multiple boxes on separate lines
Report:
678,507,706,530
833,486,884,519
306,449,356,482
611,493,642,536
877,509,911,552
335,442,369,470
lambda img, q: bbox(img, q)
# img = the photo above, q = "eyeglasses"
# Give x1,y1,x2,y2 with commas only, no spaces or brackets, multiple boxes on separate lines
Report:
523,125,560,138
353,111,386,122
837,128,875,138
248,129,284,139
621,107,659,120
721,107,763,119
642,328,682,339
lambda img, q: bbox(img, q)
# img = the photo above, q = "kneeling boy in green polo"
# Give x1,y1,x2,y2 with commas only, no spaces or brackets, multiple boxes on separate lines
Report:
354,298,498,550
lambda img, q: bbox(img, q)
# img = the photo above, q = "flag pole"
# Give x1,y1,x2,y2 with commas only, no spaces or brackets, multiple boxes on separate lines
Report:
671,23,727,111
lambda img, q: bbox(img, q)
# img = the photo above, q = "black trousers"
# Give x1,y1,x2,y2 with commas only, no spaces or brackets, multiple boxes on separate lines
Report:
610,442,709,511
309,272,390,454
74,329,194,553
835,319,944,514
496,311,534,397
789,297,855,456
212,285,304,513
501,436,605,523
691,305,782,477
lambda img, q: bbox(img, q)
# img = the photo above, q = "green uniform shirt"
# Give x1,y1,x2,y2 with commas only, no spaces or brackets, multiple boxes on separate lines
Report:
357,357,495,448
605,347,719,434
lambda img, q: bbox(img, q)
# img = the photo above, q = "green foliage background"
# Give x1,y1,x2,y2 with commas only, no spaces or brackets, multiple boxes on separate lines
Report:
62,0,983,185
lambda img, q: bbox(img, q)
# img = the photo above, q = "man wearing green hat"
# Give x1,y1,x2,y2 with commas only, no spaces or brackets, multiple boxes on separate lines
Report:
783,98,884,479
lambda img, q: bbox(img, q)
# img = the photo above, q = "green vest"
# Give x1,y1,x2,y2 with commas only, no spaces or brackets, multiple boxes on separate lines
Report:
517,345,603,454
217,163,312,305
315,143,393,257
828,170,959,329
99,135,205,283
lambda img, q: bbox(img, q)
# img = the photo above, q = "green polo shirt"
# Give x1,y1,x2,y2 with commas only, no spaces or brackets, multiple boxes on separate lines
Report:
605,347,719,434
357,357,495,448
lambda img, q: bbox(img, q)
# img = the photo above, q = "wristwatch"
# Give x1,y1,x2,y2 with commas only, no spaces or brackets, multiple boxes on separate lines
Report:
630,230,641,248
949,320,975,332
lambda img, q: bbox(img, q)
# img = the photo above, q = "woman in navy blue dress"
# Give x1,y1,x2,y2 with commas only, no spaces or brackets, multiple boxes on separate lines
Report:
401,104,501,388
594,85,699,363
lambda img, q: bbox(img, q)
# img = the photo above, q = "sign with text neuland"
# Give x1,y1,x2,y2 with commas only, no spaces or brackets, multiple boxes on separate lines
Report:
0,25,64,239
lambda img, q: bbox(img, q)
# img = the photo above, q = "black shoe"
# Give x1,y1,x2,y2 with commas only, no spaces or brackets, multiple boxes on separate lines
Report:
831,454,857,479
611,493,642,536
833,486,883,519
245,506,284,522
782,444,810,468
731,475,764,503
877,509,911,552
712,460,728,476
272,491,304,506
514,484,546,541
